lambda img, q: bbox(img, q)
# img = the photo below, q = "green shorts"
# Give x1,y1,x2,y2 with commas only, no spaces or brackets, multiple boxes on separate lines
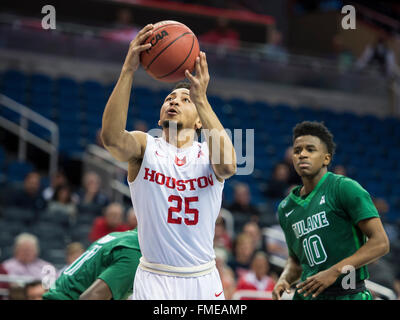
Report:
293,289,373,300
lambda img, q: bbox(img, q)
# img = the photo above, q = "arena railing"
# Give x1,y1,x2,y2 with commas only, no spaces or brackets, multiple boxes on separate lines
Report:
232,290,275,300
262,227,398,300
0,94,59,178
0,274,36,298
83,144,130,203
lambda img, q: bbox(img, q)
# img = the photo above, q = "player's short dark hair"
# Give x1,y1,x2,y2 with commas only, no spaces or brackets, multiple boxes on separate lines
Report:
173,81,191,91
293,121,336,156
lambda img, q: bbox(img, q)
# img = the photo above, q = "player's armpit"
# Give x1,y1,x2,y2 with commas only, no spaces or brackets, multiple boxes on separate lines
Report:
79,279,113,300
102,130,147,163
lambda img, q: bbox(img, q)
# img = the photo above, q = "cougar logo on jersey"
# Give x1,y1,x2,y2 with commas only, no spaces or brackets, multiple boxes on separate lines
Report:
175,155,187,166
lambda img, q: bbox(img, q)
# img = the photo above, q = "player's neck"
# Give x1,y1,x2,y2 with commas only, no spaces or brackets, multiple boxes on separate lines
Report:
300,167,328,196
162,129,195,149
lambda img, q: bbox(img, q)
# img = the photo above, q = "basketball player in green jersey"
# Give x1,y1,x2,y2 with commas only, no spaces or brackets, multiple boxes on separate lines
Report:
43,229,141,300
272,121,390,300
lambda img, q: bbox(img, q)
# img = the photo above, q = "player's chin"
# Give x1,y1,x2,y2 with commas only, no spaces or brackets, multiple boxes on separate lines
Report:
296,166,313,177
161,119,182,129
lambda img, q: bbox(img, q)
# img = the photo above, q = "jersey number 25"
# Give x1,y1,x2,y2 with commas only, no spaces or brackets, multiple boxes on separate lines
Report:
168,195,199,225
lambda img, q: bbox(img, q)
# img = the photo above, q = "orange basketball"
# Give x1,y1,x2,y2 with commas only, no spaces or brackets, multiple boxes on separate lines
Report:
140,21,200,83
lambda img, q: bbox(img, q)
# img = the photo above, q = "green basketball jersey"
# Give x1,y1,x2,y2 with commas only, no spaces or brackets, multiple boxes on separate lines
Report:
43,229,141,300
277,172,380,288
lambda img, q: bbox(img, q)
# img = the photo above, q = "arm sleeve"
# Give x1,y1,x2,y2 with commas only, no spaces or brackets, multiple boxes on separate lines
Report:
97,247,141,300
337,177,380,225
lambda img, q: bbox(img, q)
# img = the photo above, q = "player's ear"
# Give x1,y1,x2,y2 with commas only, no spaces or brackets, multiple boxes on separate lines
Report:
324,153,332,166
158,119,161,127
194,116,202,130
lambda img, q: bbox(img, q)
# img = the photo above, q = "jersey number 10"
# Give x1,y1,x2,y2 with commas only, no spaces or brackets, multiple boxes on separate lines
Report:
168,195,199,225
302,235,328,267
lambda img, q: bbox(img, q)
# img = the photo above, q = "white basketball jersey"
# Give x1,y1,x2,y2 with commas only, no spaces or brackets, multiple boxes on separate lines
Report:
128,134,224,267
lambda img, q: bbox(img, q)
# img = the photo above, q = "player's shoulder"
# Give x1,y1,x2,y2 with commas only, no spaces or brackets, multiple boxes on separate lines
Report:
125,130,149,158
327,172,369,200
277,194,292,214
329,172,362,189
107,230,140,251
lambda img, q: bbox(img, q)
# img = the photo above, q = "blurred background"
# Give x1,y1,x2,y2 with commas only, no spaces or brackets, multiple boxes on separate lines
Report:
0,0,399,300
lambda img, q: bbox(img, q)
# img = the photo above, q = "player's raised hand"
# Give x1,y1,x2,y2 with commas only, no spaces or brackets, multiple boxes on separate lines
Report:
123,24,154,73
296,267,339,298
272,279,292,300
185,51,210,105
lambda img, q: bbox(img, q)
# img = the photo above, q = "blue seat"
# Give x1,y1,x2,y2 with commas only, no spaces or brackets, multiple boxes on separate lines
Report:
208,95,225,109
7,161,34,182
31,74,53,92
2,87,27,105
3,70,27,90
82,83,105,102
58,97,80,110
0,146,5,169
0,106,21,123
58,110,81,122
29,122,52,141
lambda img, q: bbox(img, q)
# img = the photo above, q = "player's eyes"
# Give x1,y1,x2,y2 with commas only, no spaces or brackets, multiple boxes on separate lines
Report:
165,97,172,101
183,98,190,103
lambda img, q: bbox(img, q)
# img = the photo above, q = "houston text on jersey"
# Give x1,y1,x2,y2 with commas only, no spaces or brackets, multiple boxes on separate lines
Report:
143,167,214,191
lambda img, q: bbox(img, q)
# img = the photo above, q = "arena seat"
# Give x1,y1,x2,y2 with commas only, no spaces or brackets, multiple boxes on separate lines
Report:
39,210,72,229
6,161,34,182
0,230,14,249
2,207,35,225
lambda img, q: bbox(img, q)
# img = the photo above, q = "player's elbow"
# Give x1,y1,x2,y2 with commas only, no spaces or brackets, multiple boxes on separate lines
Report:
374,232,390,258
215,163,237,180
380,235,390,256
100,129,116,148
226,163,237,177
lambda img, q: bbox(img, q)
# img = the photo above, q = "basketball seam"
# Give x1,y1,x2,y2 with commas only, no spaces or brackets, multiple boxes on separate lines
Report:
146,32,193,71
158,35,195,80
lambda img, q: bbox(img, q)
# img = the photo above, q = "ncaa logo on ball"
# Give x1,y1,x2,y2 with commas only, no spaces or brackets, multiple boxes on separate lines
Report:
146,30,169,54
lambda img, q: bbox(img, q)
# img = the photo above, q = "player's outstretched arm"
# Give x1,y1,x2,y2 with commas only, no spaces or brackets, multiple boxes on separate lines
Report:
79,279,112,300
272,255,302,300
101,24,154,162
185,52,237,180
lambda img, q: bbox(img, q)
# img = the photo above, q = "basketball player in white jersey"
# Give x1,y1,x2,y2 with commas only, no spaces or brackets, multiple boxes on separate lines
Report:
101,24,237,299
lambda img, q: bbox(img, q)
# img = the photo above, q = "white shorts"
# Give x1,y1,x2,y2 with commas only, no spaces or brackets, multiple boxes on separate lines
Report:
132,266,225,300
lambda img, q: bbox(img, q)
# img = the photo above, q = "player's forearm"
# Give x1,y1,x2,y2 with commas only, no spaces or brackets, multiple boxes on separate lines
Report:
330,234,390,276
101,68,134,147
80,279,113,300
279,256,302,286
195,98,237,179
